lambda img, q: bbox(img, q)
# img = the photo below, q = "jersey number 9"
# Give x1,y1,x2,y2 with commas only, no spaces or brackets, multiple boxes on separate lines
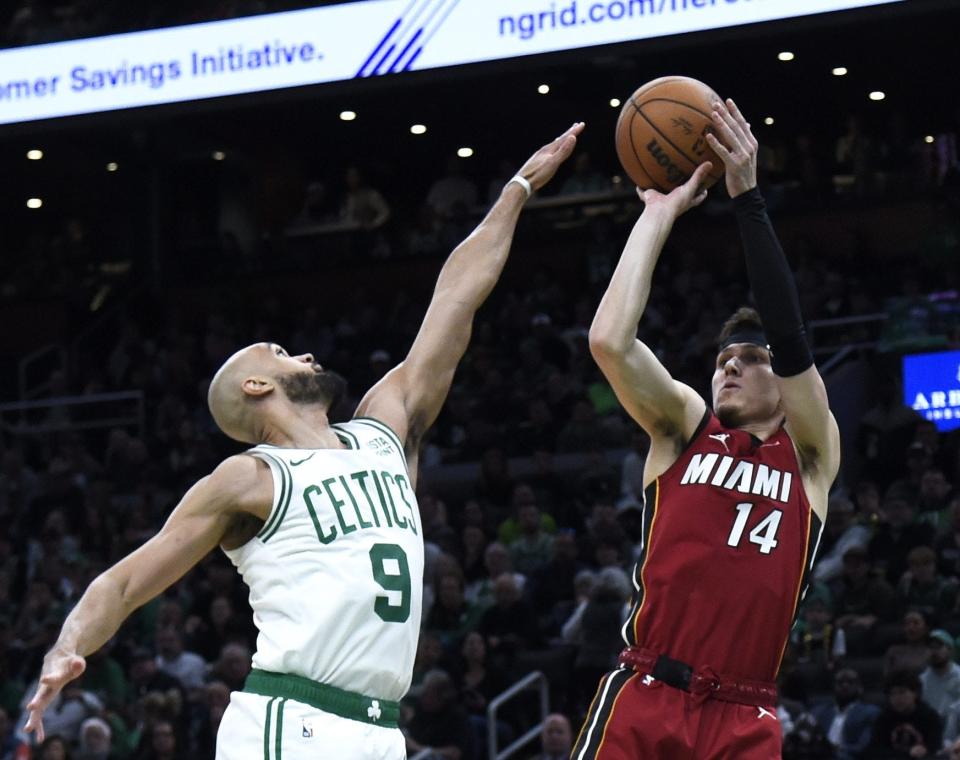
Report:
369,543,412,623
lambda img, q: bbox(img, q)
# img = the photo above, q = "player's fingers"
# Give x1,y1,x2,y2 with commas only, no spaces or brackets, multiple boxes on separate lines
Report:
716,103,750,150
712,107,747,154
681,164,712,205
24,711,45,742
552,126,583,157
710,114,743,155
27,689,54,718
551,121,584,149
540,136,575,170
29,681,53,704
705,132,733,164
39,670,69,688
690,161,713,184
35,656,84,695
726,99,750,135
716,100,747,139
557,133,578,158
727,99,758,149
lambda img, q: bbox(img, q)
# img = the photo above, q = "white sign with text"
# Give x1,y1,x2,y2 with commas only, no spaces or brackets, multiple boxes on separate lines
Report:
0,0,903,125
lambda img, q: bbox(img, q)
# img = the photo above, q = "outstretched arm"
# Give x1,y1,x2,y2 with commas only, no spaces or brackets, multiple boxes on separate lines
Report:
356,122,584,481
588,164,715,453
707,99,840,495
24,455,269,741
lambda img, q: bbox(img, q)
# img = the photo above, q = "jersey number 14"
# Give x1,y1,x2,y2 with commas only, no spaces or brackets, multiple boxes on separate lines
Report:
726,502,783,555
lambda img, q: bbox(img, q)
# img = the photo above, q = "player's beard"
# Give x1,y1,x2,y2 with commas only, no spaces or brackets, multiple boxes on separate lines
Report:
278,368,347,411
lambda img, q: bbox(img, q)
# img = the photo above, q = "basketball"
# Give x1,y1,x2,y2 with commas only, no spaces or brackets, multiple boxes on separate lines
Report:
615,76,726,193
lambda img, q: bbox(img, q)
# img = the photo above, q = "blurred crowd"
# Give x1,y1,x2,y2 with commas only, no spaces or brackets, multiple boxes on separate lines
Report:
280,111,960,260
4,108,960,334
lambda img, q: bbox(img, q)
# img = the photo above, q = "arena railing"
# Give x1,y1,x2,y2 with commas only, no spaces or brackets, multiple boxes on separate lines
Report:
486,670,549,760
808,312,887,354
0,390,145,439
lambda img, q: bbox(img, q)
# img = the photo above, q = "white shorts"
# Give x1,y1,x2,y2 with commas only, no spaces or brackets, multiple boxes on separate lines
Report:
216,691,406,760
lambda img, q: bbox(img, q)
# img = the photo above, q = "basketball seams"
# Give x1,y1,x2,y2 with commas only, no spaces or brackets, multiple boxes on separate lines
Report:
625,107,670,194
636,95,714,121
632,104,700,172
633,100,725,183
629,75,718,106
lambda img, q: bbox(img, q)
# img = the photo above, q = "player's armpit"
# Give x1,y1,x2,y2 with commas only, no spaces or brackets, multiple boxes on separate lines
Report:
779,366,841,483
354,345,458,481
355,365,410,442
355,359,440,490
590,336,706,444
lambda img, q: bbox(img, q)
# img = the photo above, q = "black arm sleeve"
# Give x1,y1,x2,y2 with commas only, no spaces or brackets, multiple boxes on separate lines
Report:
733,187,814,377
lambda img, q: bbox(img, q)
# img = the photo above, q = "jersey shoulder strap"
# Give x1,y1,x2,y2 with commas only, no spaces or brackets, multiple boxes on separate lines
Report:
245,445,294,543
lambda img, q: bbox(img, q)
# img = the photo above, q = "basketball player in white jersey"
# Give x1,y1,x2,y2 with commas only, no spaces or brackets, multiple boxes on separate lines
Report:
24,122,585,759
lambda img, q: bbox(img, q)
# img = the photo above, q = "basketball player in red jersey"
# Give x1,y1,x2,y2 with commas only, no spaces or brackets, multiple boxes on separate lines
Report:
573,99,840,759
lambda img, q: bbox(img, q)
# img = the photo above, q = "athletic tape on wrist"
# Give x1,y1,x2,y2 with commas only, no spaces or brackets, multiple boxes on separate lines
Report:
509,175,532,199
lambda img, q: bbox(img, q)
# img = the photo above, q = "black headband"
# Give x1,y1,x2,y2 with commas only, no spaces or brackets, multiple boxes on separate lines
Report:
719,329,769,352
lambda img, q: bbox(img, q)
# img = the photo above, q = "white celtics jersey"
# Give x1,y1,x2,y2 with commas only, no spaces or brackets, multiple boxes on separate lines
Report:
223,417,423,702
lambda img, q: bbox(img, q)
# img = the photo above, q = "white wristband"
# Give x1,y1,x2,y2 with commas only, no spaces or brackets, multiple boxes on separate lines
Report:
508,175,532,199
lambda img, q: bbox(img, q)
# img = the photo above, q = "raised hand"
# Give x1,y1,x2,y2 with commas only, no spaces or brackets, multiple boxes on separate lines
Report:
638,161,714,219
515,122,586,192
705,98,758,198
24,649,87,743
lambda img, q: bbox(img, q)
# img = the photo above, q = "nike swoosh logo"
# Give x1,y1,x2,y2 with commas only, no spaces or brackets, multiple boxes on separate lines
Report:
290,453,316,467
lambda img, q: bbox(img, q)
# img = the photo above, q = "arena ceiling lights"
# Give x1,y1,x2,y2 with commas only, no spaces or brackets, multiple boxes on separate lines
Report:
0,0,903,126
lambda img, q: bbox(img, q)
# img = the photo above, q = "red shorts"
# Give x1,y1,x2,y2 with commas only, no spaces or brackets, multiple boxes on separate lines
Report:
571,668,783,760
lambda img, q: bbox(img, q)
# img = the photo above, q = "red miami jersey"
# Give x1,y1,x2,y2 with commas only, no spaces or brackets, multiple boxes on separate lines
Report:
623,410,824,683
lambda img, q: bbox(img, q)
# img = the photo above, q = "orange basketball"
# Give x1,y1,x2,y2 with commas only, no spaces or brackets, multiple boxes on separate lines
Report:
615,76,726,192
